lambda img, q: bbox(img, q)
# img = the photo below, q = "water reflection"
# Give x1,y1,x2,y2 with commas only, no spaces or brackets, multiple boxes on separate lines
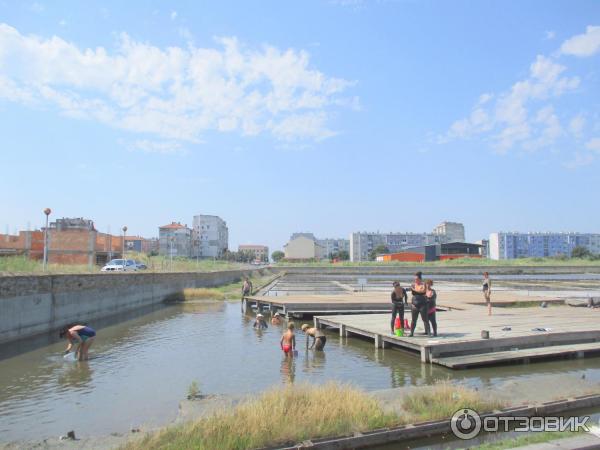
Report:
280,355,296,384
57,361,93,389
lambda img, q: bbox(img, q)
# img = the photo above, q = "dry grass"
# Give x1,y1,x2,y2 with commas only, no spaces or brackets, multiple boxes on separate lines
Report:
182,288,226,301
122,383,397,450
401,381,504,423
122,381,504,450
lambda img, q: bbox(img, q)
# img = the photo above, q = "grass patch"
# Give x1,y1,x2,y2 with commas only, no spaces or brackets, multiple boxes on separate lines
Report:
0,254,247,275
122,381,503,450
122,383,398,450
401,381,505,423
469,430,579,450
181,273,279,301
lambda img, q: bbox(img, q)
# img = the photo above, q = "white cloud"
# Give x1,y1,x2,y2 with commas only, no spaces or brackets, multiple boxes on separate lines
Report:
569,114,586,139
170,11,177,20
560,25,600,57
129,139,186,155
544,31,556,40
564,152,594,169
29,2,44,13
586,137,600,153
440,55,578,152
59,19,67,27
0,24,355,143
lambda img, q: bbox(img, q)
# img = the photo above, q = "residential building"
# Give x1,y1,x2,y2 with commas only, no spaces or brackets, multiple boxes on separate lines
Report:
125,236,158,254
350,230,453,262
316,238,350,258
489,232,600,260
284,235,325,260
238,244,269,262
475,239,489,258
159,222,192,258
0,230,44,258
192,215,228,258
432,221,465,242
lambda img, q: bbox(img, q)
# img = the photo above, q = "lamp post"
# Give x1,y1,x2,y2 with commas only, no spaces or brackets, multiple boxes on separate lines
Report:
42,208,51,271
169,236,174,272
122,226,127,261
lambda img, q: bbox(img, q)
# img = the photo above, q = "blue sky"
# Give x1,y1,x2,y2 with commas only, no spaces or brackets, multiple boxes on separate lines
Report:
1,1,599,253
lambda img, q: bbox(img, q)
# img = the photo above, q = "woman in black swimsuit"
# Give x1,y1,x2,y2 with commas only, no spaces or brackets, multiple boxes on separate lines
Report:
483,272,492,316
425,279,437,337
390,281,407,334
409,271,430,337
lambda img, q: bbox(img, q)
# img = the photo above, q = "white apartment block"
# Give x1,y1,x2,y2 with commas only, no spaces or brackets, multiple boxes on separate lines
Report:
316,238,350,258
192,215,229,258
433,221,465,242
284,235,325,260
489,232,600,260
158,222,192,257
350,231,450,262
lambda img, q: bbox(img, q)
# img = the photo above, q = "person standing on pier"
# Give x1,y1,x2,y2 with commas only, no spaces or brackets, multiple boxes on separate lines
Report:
425,279,437,337
241,277,253,311
390,281,407,335
409,271,430,337
483,272,492,316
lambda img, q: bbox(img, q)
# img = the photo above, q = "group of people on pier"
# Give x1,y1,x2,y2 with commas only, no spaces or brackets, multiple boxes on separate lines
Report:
390,271,492,337
390,271,437,337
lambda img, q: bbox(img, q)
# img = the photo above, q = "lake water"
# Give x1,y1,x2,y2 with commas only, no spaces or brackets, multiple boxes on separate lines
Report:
1,300,600,442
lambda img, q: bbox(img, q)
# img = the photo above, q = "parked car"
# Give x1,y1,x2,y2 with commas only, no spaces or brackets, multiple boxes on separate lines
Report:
135,261,148,270
100,259,138,272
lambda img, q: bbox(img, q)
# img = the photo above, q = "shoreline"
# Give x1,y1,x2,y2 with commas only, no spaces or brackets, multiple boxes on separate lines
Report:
4,373,599,450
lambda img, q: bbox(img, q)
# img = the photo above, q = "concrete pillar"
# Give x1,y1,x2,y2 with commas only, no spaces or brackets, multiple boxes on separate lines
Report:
420,346,431,363
339,324,346,337
314,317,321,329
374,334,382,349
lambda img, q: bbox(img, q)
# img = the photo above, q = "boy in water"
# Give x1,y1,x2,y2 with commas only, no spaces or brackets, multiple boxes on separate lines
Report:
280,323,296,356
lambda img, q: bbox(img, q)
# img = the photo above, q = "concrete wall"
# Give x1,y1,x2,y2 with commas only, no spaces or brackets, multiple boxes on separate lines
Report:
0,268,272,344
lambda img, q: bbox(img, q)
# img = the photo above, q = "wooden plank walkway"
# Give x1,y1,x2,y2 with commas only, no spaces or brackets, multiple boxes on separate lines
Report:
244,289,562,318
314,306,600,369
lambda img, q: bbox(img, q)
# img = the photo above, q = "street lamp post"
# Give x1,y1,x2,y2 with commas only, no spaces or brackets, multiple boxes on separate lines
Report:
42,208,51,272
170,236,174,272
122,226,128,262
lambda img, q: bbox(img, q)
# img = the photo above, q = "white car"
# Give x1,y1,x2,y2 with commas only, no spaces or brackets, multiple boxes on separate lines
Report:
101,259,138,272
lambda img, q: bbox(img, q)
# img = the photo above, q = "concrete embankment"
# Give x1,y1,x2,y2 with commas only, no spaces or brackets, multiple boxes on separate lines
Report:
0,268,276,344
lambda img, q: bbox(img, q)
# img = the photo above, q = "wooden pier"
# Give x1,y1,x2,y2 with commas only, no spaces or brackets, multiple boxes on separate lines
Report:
313,306,600,369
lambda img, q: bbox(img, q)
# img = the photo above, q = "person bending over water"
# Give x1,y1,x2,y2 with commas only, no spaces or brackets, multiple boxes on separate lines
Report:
409,271,430,337
60,324,96,361
280,323,296,356
483,272,492,316
253,313,268,330
301,324,327,350
425,279,437,337
390,281,407,334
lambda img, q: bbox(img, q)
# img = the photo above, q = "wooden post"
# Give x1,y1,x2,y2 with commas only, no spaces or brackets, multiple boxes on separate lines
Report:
314,317,321,329
420,346,431,363
374,334,382,349
339,324,346,337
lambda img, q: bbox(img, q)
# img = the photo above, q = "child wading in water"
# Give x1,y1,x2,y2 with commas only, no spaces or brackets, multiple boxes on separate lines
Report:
280,323,296,356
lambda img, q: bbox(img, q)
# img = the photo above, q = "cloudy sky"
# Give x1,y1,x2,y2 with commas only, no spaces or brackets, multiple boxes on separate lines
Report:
1,1,599,252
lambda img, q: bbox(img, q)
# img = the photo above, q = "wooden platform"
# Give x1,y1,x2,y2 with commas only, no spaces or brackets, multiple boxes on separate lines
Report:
313,306,600,369
244,289,562,318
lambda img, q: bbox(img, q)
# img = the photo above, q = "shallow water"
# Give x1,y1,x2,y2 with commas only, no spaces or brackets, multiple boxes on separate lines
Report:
1,301,600,442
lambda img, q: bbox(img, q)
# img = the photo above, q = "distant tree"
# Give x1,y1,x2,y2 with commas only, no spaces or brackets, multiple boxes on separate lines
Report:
338,250,350,261
369,245,390,261
571,246,592,259
271,250,285,262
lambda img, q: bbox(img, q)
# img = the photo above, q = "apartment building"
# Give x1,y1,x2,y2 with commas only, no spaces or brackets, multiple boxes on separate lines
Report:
489,232,600,260
350,231,449,262
284,235,325,260
159,222,192,257
432,221,465,242
192,215,229,258
238,244,269,262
